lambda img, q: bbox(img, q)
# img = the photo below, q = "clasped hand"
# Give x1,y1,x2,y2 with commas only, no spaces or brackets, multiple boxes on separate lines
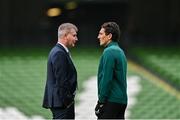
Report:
95,101,105,117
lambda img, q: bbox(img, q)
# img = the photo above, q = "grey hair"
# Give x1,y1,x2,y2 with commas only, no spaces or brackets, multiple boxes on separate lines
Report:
58,23,78,38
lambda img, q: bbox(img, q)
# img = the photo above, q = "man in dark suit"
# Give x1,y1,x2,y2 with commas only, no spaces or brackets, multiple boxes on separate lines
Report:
42,23,78,119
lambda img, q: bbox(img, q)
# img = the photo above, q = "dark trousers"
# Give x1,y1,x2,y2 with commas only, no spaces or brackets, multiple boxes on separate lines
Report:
50,103,75,119
98,101,127,119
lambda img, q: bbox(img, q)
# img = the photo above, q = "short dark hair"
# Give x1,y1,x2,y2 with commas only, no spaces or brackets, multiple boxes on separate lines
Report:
101,22,120,42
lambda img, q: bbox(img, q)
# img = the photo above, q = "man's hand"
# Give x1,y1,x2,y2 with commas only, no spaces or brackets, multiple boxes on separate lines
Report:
95,101,105,117
63,94,74,108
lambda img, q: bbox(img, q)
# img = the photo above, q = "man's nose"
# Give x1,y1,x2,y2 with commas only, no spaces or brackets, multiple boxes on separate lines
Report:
97,35,100,39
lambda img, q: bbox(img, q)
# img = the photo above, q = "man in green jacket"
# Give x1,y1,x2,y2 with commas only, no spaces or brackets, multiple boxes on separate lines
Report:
95,22,128,119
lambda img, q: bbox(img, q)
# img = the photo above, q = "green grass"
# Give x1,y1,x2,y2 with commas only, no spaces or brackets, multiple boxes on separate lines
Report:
129,46,180,89
71,47,103,92
0,56,49,117
128,71,180,119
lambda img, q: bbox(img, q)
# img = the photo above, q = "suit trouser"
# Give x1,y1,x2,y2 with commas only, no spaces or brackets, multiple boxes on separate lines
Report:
50,103,75,119
98,101,127,119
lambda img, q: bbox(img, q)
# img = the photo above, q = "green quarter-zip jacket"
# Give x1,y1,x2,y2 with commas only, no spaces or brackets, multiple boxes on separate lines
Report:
98,41,128,104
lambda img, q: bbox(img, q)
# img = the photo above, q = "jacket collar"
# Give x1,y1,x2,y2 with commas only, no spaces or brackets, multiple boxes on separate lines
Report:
106,41,118,48
56,43,68,54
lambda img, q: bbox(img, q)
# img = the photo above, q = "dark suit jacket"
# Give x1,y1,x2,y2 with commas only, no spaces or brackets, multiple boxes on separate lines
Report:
42,43,77,108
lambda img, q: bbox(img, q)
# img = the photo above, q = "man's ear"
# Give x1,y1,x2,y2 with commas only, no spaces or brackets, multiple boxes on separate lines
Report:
108,33,112,40
64,33,69,40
